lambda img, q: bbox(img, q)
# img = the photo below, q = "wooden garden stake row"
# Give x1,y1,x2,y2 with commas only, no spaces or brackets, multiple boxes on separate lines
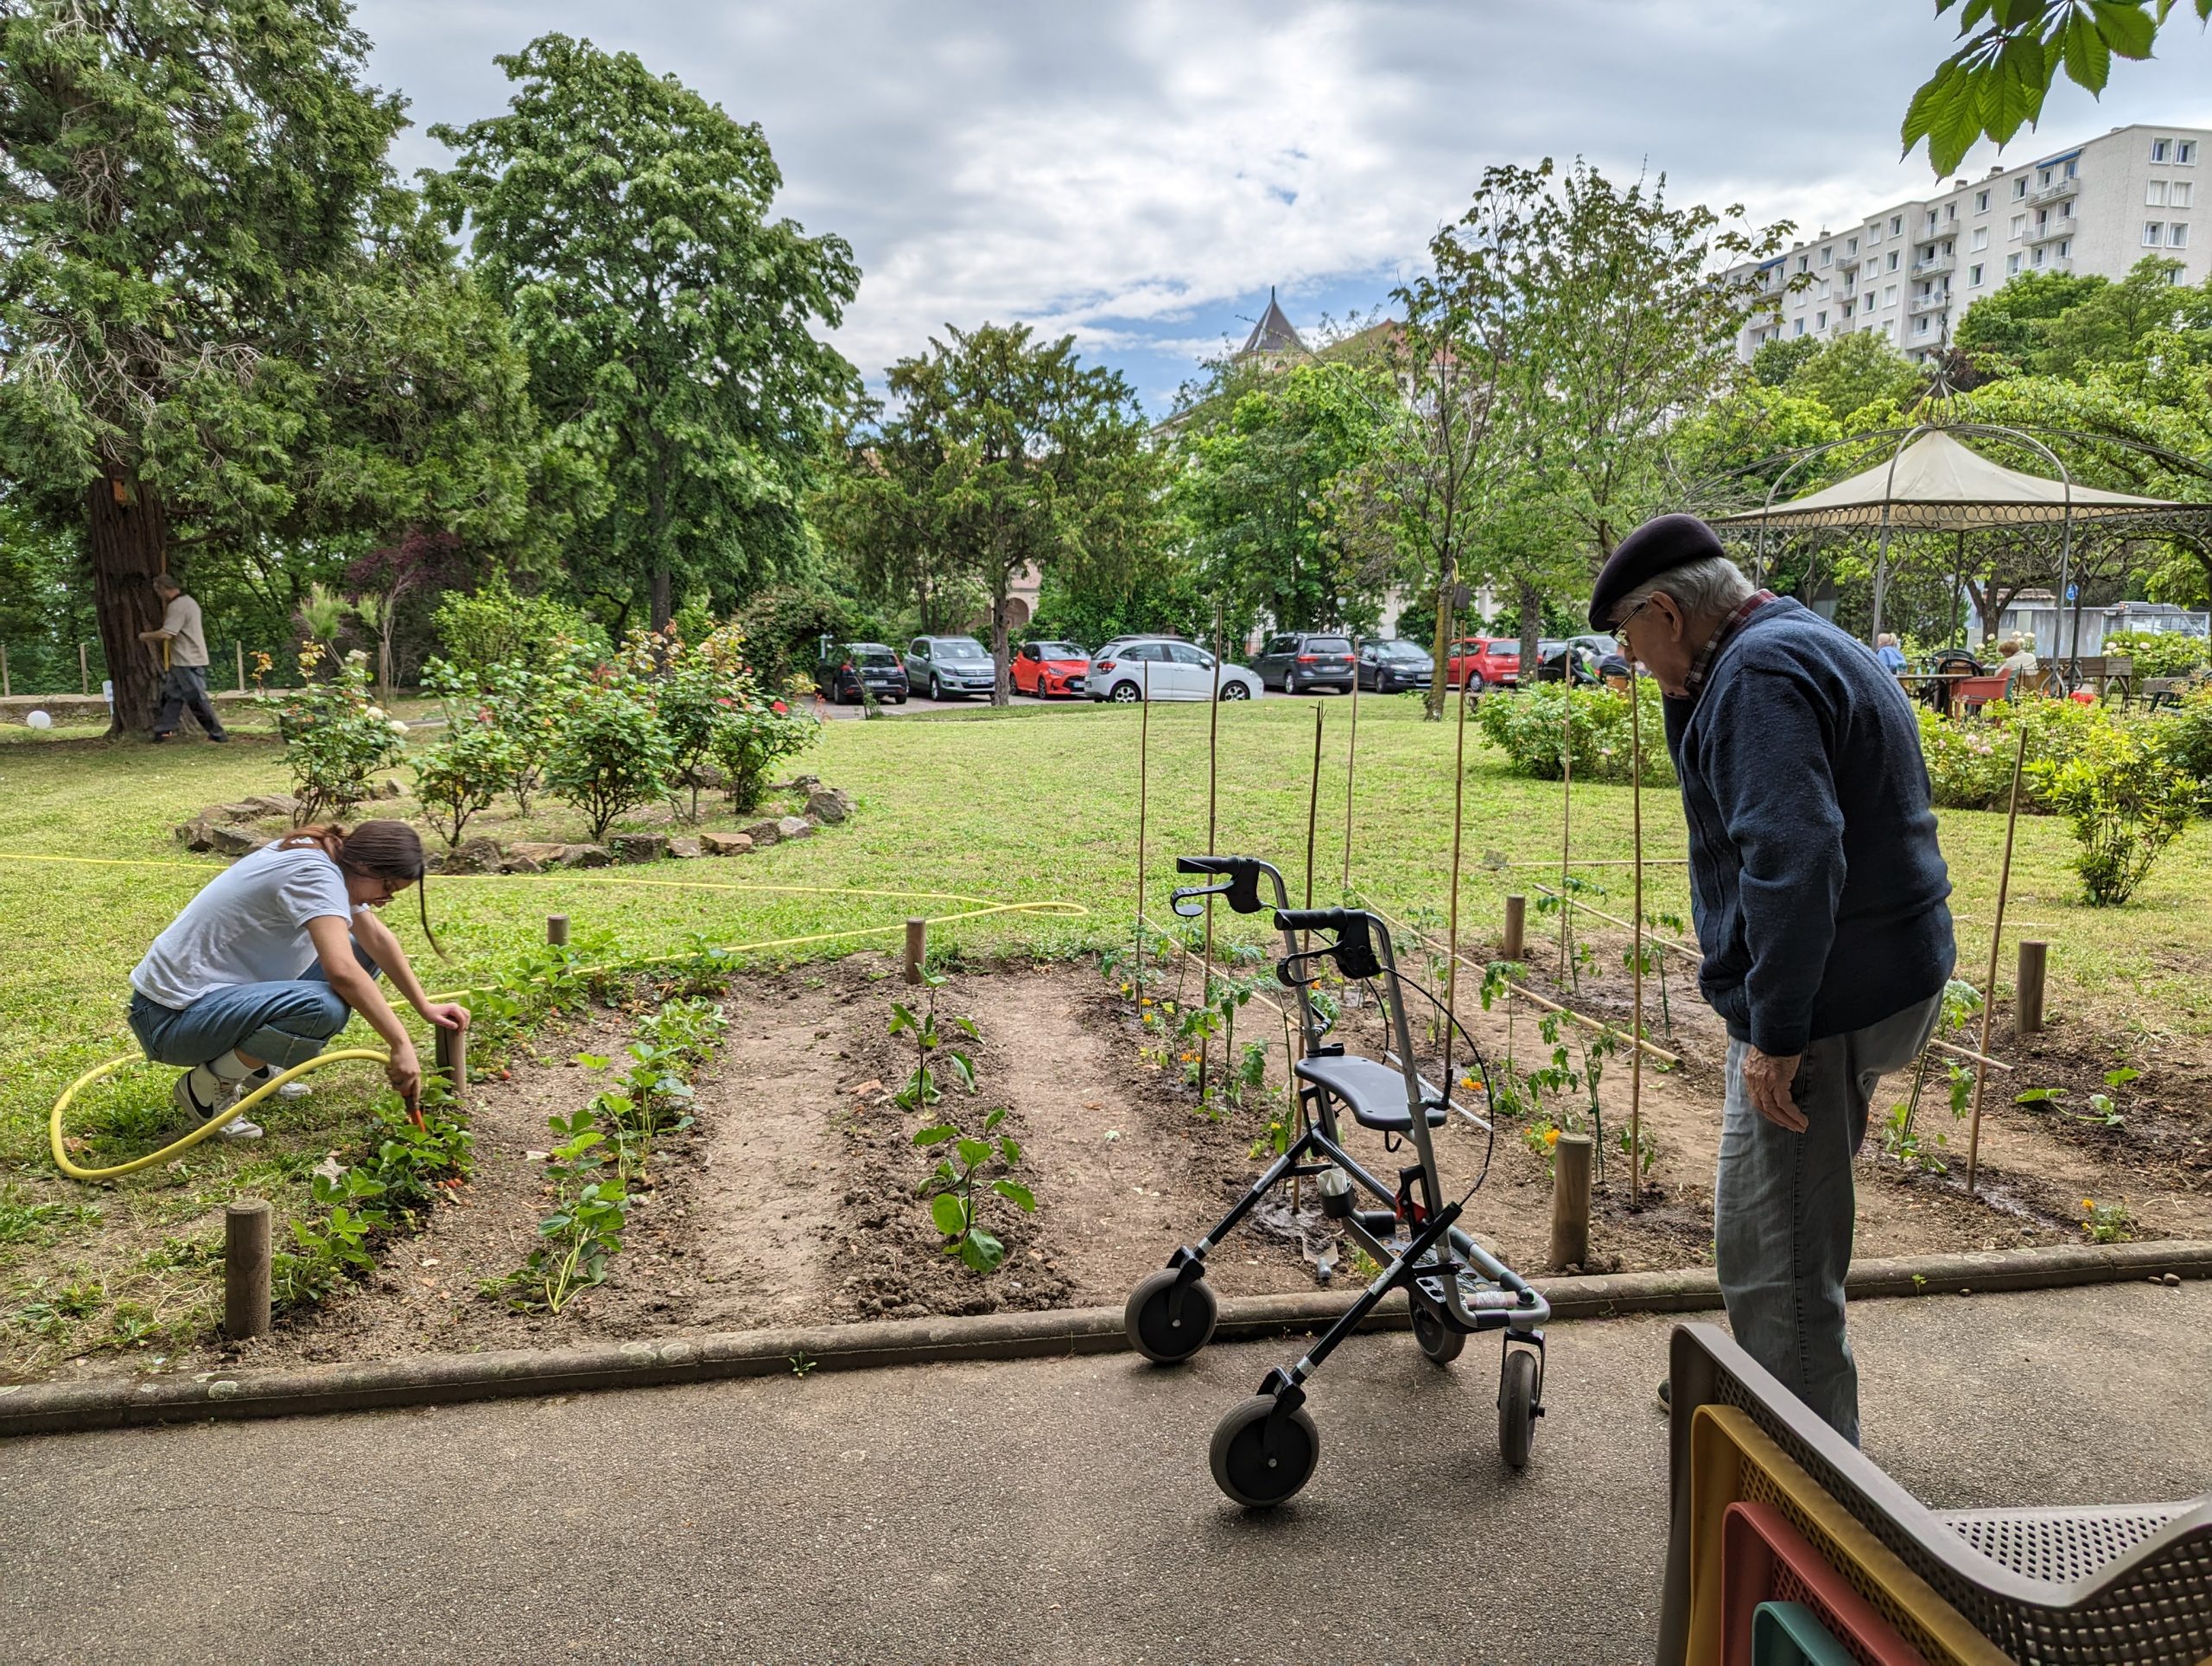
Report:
1630,670,1644,1208
1528,881,1700,964
1965,724,2030,1197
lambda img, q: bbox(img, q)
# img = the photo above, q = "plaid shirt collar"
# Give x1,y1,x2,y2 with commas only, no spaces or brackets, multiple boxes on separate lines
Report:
1683,589,1777,700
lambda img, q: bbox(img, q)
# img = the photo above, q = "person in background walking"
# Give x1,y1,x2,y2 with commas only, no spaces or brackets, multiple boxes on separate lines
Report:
1592,514,1955,1446
139,574,230,743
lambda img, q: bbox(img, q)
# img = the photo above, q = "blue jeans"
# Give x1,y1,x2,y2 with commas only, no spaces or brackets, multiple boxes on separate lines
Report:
1713,989,1944,1446
129,943,379,1071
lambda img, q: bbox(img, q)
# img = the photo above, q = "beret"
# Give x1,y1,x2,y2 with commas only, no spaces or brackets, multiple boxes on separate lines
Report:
1587,513,1726,629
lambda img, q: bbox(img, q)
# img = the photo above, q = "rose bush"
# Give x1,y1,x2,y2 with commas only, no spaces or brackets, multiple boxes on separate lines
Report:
258,645,408,820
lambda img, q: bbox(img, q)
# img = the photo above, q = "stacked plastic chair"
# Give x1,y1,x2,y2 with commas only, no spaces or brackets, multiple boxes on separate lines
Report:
1661,1323,2212,1664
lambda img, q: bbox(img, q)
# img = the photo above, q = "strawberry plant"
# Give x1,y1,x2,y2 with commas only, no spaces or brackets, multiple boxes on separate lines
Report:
509,1106,628,1313
913,1107,1034,1273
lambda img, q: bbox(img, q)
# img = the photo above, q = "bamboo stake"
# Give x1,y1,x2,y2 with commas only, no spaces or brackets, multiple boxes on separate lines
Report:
1341,665,1360,890
1304,704,1322,910
79,641,89,695
1528,883,1701,963
1630,670,1645,1207
1135,656,1151,994
1199,600,1224,1103
1965,723,2029,1196
1558,689,1573,976
1443,616,1473,1092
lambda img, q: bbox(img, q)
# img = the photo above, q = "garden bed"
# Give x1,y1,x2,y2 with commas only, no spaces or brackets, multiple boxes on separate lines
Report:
35,940,2190,1385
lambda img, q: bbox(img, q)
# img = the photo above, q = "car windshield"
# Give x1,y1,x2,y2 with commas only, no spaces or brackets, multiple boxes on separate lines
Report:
1033,642,1084,659
936,638,988,658
855,648,899,667
1376,642,1428,663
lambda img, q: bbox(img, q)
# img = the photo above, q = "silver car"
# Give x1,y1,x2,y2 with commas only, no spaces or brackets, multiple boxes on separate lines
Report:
1084,638,1262,703
904,635,997,700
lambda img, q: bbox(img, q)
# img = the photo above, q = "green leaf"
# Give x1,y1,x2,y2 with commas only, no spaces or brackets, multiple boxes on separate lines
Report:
962,1228,1006,1273
888,1002,916,1036
991,1179,1037,1212
912,1123,957,1147
982,1106,1006,1133
2089,0,2158,57
2062,6,2114,87
997,1135,1022,1166
944,1051,976,1093
956,1136,992,1170
1978,31,2049,144
574,1052,610,1070
952,1015,979,1039
930,1192,968,1236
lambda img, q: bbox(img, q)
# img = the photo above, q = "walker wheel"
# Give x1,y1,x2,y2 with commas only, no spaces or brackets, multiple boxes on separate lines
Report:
1209,1394,1319,1508
1498,1346,1539,1469
1410,1297,1465,1364
1123,1267,1217,1364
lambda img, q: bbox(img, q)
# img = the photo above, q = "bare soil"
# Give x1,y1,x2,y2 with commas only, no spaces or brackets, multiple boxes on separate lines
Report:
178,939,2202,1377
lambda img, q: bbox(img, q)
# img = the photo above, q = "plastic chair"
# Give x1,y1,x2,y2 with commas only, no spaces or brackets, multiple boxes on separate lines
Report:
1691,1406,2005,1664
1724,1501,1929,1666
1662,1323,2212,1665
1754,1602,1858,1666
1952,672,2012,715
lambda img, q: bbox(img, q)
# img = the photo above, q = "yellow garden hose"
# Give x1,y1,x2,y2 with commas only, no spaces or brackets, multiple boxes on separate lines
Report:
8,853,1085,1184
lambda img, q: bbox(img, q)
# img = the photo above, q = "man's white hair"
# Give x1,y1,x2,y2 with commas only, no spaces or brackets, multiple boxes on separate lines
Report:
1613,555,1753,626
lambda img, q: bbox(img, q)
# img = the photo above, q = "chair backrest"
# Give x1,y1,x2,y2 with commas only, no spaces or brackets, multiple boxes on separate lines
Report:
1953,674,2011,705
1662,1323,2212,1665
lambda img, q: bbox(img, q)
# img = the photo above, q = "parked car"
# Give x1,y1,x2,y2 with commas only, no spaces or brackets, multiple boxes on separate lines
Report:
1011,639,1090,698
903,635,997,700
1445,636,1521,690
1249,631,1358,694
1531,639,1603,685
1085,638,1262,703
1356,639,1434,693
822,641,909,706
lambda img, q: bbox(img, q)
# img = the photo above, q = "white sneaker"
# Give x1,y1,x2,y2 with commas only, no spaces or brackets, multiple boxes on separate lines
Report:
242,1065,311,1101
175,1070,263,1140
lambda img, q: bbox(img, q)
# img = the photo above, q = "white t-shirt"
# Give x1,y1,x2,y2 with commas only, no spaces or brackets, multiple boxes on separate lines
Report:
132,843,363,1009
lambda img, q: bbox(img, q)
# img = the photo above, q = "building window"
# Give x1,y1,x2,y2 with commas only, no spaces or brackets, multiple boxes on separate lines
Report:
1887,250,1900,270
2013,177,2028,198
2035,207,2050,231
1915,315,1932,336
1926,209,1938,232
1970,226,1988,251
2007,252,2022,274
2057,238,2071,258
2173,223,2191,248
2149,181,2168,207
1945,202,1957,220
1793,318,1805,337
1864,295,1876,315
2175,182,2195,208
2037,167,2053,188
1970,262,1985,286
1890,213,1903,234
2145,220,2164,245
1884,284,1898,307
1974,188,1990,212
1796,254,1808,273
2152,138,2171,162
1820,246,1832,266
1847,235,1859,255
2064,158,2077,178
2180,141,2198,165
2009,213,2025,240
2032,245,2047,266
1816,309,1827,328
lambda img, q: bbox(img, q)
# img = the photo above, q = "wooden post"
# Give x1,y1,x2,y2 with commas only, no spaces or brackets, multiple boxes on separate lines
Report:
1304,705,1323,910
546,913,569,947
235,639,247,693
2017,940,2048,1037
1341,671,1359,889
903,917,926,985
1503,895,1527,963
434,1020,468,1109
1549,1134,1593,1270
2,641,10,698
1966,724,2029,1196
224,1198,272,1340
1630,670,1645,1208
79,641,90,696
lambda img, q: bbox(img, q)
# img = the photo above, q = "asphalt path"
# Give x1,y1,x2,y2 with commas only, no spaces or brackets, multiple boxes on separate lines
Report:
5,1281,2206,1664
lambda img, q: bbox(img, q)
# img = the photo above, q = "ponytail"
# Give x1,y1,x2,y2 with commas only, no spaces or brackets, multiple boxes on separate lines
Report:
277,820,444,957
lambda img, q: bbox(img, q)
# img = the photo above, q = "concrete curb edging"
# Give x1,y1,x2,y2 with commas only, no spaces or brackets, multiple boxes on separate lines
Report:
3,1240,2204,1440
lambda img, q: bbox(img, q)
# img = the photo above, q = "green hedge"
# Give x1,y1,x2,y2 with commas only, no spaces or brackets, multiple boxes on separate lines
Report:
1474,683,1675,788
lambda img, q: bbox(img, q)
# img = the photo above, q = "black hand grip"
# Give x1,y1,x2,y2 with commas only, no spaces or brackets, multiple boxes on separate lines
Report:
1176,856,1230,875
1273,908,1382,980
1173,854,1262,914
1274,907,1353,932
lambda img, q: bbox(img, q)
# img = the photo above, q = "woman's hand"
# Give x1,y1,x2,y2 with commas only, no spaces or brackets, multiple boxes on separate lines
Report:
423,1001,470,1033
385,1040,423,1110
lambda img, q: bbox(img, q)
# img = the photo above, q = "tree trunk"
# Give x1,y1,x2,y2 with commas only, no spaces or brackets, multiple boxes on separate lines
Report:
87,474,170,739
989,586,1012,708
1517,580,1543,687
1424,556,1456,722
649,562,673,633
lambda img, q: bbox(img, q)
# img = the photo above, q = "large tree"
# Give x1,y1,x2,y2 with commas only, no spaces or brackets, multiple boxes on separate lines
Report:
430,35,861,632
856,323,1164,705
0,0,448,734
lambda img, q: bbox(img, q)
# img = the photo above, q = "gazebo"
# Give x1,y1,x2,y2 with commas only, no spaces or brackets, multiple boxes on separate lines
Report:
1707,422,2212,681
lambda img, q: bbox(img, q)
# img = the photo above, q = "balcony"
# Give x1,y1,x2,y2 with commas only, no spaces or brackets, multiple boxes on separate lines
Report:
2030,175,2078,204
1912,252,1955,277
1836,248,1861,271
1909,288,1952,315
2026,215,2075,245
2030,253,2075,275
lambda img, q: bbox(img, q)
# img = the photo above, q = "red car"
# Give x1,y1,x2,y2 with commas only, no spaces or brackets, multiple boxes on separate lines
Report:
1012,639,1090,698
1446,637,1521,690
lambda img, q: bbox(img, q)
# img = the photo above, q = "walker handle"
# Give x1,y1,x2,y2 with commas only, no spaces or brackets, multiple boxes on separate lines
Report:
1171,855,1265,916
1274,908,1383,980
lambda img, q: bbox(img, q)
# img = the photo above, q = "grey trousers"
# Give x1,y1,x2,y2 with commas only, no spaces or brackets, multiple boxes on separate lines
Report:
153,664,226,739
1713,989,1945,1446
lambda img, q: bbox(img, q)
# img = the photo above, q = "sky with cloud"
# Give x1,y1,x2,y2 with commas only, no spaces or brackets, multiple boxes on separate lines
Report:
359,0,2212,416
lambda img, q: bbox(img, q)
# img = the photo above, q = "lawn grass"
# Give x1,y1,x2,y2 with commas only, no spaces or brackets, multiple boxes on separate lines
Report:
3,692,2209,1368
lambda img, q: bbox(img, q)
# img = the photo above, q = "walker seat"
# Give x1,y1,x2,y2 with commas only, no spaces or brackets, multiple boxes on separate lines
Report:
1294,1052,1446,1132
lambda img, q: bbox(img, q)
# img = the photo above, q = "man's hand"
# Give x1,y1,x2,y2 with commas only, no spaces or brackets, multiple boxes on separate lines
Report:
1741,1046,1807,1133
423,1001,470,1033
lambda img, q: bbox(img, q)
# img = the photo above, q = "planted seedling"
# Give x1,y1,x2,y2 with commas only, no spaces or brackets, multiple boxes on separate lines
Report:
508,1105,627,1313
891,968,977,1113
913,1107,1034,1273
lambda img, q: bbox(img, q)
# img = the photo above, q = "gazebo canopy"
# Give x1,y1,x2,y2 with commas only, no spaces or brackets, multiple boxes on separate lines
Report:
1710,429,2184,532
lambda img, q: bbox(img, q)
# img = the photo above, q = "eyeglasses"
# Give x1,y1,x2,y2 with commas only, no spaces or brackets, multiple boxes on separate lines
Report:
1611,600,1653,649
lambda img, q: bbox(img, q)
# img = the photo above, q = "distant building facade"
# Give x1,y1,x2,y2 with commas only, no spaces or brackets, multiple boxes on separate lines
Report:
1726,123,2211,364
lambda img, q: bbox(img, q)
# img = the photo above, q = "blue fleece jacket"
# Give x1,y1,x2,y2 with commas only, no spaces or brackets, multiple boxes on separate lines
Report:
1662,599,1955,1056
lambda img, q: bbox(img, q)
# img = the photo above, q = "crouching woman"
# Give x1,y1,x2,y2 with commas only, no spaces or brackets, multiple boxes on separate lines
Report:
128,822,469,1139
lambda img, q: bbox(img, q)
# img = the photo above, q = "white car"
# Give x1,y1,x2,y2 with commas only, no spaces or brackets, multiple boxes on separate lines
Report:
1085,638,1262,703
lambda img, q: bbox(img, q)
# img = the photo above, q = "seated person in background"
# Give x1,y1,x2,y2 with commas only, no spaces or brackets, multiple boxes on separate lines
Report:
1995,638,2039,685
1875,633,1907,673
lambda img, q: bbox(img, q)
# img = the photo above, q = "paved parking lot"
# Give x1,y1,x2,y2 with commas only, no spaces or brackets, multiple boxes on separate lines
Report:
817,685,1371,719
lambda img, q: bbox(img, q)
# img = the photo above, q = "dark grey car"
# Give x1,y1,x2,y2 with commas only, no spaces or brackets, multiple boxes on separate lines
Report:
903,635,997,700
1249,632,1357,694
1356,639,1434,693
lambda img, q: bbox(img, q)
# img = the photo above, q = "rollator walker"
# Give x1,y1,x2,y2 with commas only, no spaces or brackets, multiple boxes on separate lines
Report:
1123,855,1551,1508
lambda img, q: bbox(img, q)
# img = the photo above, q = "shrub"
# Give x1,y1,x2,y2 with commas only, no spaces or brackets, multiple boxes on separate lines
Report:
634,626,736,822
2027,721,2196,906
410,710,517,847
544,663,676,839
699,626,818,811
2151,683,2212,804
257,645,410,821
1474,683,1675,788
432,575,603,677
2101,631,2209,679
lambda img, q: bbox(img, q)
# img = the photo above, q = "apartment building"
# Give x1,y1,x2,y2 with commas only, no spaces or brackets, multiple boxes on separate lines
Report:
1731,123,2212,362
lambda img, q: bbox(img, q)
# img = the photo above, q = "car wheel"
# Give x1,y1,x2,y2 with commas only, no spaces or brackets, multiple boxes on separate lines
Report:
1468,671,1486,693
1219,681,1250,702
928,674,943,701
1109,681,1141,704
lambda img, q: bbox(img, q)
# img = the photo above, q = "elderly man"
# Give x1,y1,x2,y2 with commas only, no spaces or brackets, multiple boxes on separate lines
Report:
139,573,231,744
1592,514,1954,1444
